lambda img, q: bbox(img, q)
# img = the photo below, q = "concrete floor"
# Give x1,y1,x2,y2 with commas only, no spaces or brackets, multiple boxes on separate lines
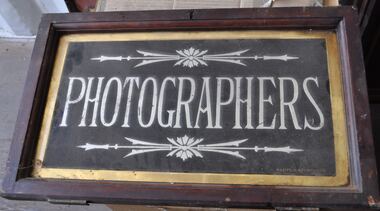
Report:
0,38,110,210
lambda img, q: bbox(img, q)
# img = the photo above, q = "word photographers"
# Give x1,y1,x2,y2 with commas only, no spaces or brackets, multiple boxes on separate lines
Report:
59,76,325,130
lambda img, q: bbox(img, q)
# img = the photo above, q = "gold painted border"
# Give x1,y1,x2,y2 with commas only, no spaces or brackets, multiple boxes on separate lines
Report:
32,30,349,186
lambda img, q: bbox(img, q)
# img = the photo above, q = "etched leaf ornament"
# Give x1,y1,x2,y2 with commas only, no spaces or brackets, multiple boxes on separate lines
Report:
175,47,208,68
166,135,204,161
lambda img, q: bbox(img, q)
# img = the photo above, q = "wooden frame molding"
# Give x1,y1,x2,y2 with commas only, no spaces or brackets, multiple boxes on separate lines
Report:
1,7,379,209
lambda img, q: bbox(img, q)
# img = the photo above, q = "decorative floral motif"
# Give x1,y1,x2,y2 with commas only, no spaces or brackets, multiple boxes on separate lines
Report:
166,135,204,160
91,47,299,68
175,47,208,68
77,135,303,162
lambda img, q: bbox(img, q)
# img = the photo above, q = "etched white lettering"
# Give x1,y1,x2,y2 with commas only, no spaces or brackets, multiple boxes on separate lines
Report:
303,77,325,130
215,77,235,129
137,77,158,128
158,77,176,128
100,77,123,127
257,77,277,129
174,77,196,128
279,77,301,130
121,77,140,127
60,77,86,127
194,77,214,129
79,77,105,127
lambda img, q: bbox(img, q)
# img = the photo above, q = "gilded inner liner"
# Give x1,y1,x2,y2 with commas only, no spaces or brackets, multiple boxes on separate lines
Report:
32,30,349,186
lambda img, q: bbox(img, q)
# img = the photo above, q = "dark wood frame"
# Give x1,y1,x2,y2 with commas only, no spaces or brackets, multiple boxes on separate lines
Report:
1,7,379,209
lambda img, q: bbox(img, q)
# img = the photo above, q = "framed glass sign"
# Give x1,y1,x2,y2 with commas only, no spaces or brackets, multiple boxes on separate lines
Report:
2,7,379,209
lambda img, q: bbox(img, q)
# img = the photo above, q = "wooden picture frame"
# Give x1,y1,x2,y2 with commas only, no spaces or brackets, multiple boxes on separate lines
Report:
2,7,379,209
